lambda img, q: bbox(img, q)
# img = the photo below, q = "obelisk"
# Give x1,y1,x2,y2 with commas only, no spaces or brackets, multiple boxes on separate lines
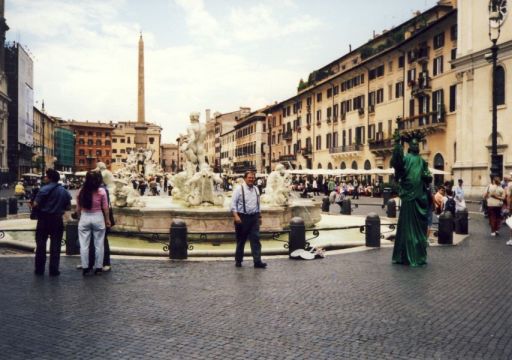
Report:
134,33,148,149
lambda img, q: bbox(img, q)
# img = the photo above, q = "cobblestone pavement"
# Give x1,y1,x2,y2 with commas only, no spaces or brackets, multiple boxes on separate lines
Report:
1,215,512,359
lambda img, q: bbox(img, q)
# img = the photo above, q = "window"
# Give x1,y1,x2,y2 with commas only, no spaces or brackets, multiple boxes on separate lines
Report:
105,140,111,146
450,25,457,41
120,138,125,143
316,110,322,122
96,150,102,156
496,65,505,105
333,104,339,120
353,95,365,110
451,48,457,61
127,137,131,144
87,139,93,146
433,32,445,49
96,140,102,146
449,84,457,112
326,133,332,149
376,89,384,104
407,68,416,83
333,132,338,147
398,56,405,68
316,135,322,150
433,56,444,76
79,149,85,156
96,132,102,137
113,138,117,143
368,91,376,107
395,82,404,98
333,85,339,96
369,65,385,80
317,93,322,102
432,89,444,115
327,88,332,98
78,139,85,145
149,137,155,144
112,149,117,154
409,98,415,117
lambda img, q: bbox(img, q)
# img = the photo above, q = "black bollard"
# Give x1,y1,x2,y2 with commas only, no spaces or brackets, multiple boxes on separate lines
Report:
340,199,352,215
8,197,17,215
438,211,454,245
170,219,188,260
0,198,6,219
289,217,306,257
65,221,80,255
386,199,396,218
321,196,330,212
454,208,468,235
382,187,392,207
365,213,381,247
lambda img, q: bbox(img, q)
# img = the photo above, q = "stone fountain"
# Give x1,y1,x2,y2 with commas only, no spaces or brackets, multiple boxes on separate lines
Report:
106,113,321,233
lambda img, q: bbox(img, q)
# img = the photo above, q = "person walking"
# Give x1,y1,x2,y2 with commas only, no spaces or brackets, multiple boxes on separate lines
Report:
352,178,359,199
77,171,111,275
231,170,267,269
32,169,72,276
484,177,505,236
15,181,25,200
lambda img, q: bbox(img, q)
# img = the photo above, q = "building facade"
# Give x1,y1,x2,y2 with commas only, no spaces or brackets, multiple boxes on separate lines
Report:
160,143,178,173
453,0,512,196
267,2,457,187
64,121,114,171
5,42,33,180
233,110,269,174
54,124,75,172
111,121,162,172
0,1,8,183
32,106,56,172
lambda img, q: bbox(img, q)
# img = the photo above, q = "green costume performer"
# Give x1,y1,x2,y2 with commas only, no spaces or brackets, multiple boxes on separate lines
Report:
391,130,432,267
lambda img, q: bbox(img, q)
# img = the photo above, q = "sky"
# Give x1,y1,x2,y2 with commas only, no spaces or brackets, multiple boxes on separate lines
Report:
6,0,438,142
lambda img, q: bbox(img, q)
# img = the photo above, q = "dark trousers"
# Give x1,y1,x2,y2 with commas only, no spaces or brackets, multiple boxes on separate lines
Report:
235,214,262,264
88,232,111,267
35,214,64,274
488,207,502,233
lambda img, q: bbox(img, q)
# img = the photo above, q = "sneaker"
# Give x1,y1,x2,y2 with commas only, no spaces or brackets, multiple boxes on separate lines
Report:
254,262,267,269
76,264,83,270
506,240,512,246
102,265,111,272
491,232,496,236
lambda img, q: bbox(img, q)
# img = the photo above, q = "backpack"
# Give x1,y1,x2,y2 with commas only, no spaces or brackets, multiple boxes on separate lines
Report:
445,196,456,215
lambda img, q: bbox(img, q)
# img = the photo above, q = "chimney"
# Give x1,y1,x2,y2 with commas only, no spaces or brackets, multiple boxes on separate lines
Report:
205,109,211,122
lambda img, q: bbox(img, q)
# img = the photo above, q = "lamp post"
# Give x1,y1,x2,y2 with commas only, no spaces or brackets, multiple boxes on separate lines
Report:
41,100,46,175
488,0,504,180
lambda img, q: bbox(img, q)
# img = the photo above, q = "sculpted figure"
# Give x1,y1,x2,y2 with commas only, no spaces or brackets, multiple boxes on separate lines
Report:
96,162,115,193
186,112,206,172
185,164,224,206
261,164,291,206
391,129,432,267
112,179,129,207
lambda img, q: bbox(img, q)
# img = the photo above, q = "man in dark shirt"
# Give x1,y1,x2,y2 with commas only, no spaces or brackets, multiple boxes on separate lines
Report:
33,168,72,276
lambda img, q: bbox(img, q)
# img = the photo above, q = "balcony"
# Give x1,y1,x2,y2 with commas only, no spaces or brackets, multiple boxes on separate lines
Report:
416,46,429,63
398,111,446,134
283,130,293,141
306,123,311,130
333,115,338,123
329,144,362,156
368,105,375,114
369,133,393,155
326,117,331,124
278,154,296,162
341,113,346,121
358,108,364,117
411,73,431,97
301,147,312,156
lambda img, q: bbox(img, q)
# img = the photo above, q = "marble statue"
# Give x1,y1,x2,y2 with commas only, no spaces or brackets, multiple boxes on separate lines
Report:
112,178,145,208
96,162,115,192
261,164,291,206
169,112,224,206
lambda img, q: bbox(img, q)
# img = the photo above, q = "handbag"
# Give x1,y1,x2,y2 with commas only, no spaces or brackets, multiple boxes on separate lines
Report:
30,185,59,220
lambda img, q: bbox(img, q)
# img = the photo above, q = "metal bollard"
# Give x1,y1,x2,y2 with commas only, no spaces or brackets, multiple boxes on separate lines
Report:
340,199,352,215
365,213,381,247
65,221,80,255
170,219,188,260
289,217,306,257
0,198,6,218
382,187,392,207
438,211,454,245
8,197,18,215
454,209,468,235
386,199,396,218
321,196,330,212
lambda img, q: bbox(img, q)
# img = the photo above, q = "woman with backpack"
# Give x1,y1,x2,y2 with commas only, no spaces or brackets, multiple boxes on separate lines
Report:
76,171,111,275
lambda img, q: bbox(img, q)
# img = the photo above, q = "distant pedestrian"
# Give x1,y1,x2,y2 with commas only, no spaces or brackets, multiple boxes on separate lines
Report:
231,170,267,269
352,178,359,199
15,181,25,200
454,179,466,212
77,171,111,275
484,177,505,236
32,169,72,276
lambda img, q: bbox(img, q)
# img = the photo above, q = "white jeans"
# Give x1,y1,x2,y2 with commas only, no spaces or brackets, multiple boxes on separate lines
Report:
78,211,105,269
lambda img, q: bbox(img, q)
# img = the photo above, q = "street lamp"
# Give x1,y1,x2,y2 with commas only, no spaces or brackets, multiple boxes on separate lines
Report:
41,100,46,175
488,0,504,180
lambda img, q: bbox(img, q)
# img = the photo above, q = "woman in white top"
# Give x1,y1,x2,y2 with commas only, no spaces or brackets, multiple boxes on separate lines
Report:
484,177,505,236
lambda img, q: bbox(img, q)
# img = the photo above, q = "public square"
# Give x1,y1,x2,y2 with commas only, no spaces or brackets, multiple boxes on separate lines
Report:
1,213,512,360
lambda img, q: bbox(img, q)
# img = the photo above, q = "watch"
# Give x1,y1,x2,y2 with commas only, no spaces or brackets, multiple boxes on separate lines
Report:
489,0,508,28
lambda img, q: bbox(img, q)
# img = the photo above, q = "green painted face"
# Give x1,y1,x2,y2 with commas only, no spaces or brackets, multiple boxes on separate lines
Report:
409,138,420,154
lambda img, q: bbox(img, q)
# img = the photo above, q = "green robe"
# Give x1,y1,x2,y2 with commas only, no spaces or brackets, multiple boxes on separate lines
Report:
391,141,431,267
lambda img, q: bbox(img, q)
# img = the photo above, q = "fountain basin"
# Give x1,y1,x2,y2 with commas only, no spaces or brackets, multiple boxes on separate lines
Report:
111,198,321,233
